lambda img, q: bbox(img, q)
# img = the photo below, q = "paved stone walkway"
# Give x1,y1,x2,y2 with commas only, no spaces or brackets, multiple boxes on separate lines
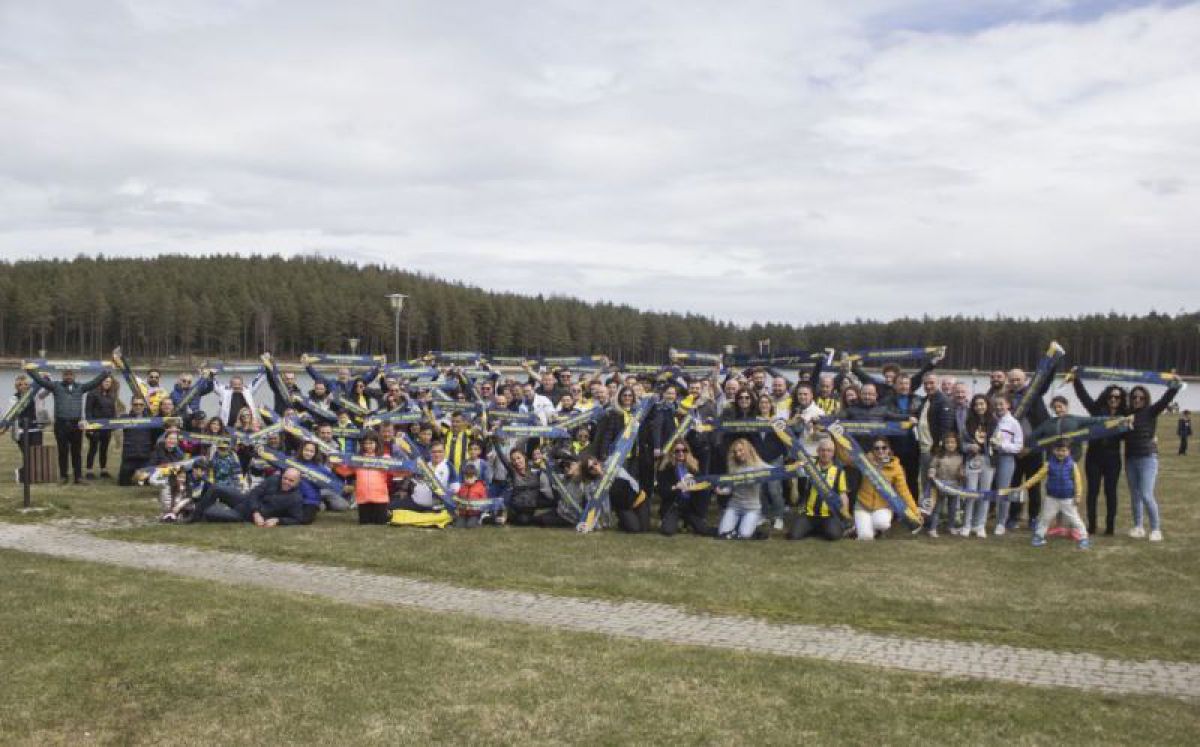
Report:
2,522,1197,700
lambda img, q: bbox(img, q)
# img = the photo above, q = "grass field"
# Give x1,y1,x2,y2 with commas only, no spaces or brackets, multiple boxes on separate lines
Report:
1,422,1198,743
4,550,1200,746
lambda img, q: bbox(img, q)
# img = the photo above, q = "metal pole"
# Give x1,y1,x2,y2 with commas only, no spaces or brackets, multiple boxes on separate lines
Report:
405,308,411,361
393,309,401,363
22,422,32,508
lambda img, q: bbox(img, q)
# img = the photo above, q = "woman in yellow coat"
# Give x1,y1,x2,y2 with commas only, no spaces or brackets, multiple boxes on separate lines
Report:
836,434,918,540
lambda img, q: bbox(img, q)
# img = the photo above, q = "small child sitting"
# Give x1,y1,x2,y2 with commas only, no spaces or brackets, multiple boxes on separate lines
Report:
1012,440,1090,550
455,464,489,528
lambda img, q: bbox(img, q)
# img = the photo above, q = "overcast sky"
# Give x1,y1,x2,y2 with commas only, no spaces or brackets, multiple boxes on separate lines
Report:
1,0,1197,325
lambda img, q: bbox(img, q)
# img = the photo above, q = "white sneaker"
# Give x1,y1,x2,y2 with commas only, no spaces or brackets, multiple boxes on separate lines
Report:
974,527,987,538
928,529,938,539
1149,530,1163,542
993,525,1005,536
772,517,784,531
1129,526,1146,539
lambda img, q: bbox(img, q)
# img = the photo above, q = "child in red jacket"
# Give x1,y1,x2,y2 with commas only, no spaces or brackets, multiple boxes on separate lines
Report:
455,463,489,528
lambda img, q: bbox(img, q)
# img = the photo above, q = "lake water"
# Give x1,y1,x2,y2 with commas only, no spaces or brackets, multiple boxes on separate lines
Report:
4,367,1197,420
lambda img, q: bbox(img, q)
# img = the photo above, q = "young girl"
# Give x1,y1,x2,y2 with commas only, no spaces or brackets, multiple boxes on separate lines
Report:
151,459,209,523
962,394,996,538
925,432,965,539
717,438,767,540
334,431,392,525
454,464,489,528
990,394,1023,536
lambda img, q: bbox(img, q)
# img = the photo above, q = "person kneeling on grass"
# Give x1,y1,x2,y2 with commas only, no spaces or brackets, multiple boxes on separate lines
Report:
187,467,306,527
787,438,850,541
842,436,919,541
716,438,768,540
1011,440,1090,550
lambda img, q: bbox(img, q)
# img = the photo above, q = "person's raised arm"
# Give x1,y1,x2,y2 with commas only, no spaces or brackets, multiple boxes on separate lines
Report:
304,359,333,390
1150,379,1183,417
851,361,883,387
25,363,54,391
1071,374,1099,415
356,363,382,389
909,358,936,392
81,369,109,392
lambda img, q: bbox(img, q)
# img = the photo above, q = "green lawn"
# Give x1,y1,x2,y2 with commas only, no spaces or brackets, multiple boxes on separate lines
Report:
2,421,1198,665
3,549,1198,746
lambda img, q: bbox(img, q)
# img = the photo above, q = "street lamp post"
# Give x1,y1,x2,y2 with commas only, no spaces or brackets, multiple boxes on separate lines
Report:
386,294,407,363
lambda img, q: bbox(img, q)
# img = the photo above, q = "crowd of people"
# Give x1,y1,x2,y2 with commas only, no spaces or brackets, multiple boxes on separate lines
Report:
2,343,1186,546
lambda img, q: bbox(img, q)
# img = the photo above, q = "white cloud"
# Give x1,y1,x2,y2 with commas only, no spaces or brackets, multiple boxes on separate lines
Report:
0,0,1197,324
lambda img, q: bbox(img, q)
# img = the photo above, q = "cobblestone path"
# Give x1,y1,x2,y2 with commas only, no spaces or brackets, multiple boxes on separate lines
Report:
1,522,1196,700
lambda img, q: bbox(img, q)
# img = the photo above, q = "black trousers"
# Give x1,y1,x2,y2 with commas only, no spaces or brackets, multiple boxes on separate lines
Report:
615,499,651,533
54,419,83,480
1180,436,1189,455
659,492,711,536
788,513,843,541
118,458,148,486
357,503,391,525
1085,448,1122,535
86,431,112,470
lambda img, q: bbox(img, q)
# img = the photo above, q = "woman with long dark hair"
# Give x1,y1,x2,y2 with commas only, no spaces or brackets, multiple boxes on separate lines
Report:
1123,381,1182,541
84,375,119,479
1072,379,1128,536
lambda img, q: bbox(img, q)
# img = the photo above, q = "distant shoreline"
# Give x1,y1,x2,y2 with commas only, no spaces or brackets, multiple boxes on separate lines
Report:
1,356,1194,382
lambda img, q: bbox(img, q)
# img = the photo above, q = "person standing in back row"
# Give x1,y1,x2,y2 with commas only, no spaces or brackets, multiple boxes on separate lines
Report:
1178,411,1192,455
28,363,111,484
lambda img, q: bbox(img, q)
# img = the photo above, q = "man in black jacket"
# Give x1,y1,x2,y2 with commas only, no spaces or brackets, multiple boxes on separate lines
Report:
1006,361,1057,530
29,365,110,484
117,396,159,485
190,468,306,526
915,373,956,522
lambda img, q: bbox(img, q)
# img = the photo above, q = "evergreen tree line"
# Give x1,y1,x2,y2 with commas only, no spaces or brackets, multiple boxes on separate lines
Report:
1,255,1197,373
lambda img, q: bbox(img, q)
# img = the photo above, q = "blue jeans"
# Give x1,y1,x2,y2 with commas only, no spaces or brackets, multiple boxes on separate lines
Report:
993,454,1016,529
760,466,785,521
718,505,761,538
1125,455,1161,531
964,462,995,532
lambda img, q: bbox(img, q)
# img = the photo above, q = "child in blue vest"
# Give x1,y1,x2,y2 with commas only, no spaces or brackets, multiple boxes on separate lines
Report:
1012,440,1090,549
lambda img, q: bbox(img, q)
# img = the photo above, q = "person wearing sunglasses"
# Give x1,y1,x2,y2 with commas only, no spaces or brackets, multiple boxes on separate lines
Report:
849,436,918,541
1123,380,1183,541
656,441,709,536
1071,378,1130,536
